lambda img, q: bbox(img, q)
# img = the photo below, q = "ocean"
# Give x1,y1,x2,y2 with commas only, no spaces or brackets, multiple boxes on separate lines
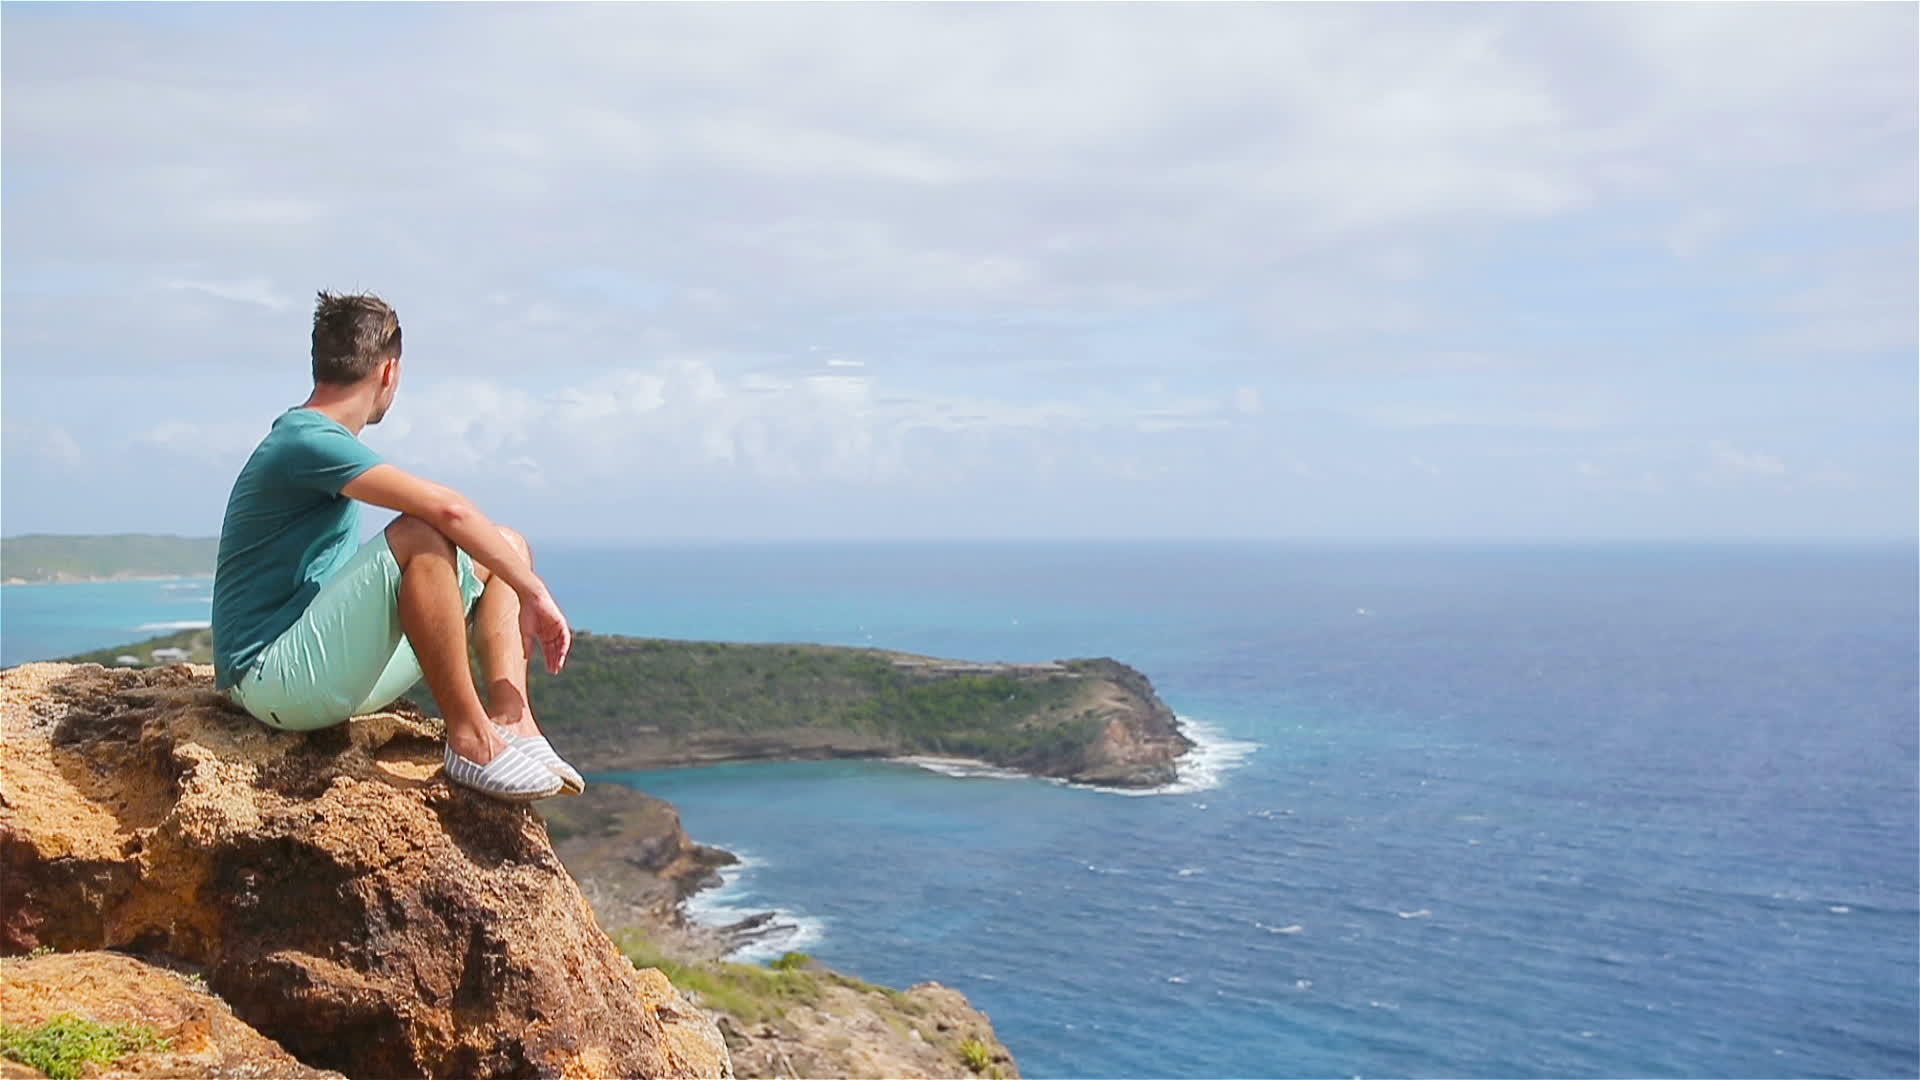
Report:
4,541,1915,1079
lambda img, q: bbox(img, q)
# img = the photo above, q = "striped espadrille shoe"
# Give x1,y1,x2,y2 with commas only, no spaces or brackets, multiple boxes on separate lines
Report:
494,724,586,795
443,741,565,801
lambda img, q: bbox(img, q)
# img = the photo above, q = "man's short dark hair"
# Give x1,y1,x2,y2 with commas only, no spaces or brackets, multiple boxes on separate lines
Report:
311,291,402,385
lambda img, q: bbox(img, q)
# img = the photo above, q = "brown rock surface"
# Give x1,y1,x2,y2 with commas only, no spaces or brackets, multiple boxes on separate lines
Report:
0,662,731,1080
0,950,344,1078
1019,659,1193,788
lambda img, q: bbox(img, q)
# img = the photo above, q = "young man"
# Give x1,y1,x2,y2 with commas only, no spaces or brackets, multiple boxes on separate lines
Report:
211,291,582,802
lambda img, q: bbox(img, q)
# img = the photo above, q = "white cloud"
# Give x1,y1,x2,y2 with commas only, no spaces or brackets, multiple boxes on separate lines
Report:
130,418,267,464
5,3,1909,360
1358,403,1609,432
1,4,1912,541
3,421,86,470
164,276,291,311
1709,440,1788,476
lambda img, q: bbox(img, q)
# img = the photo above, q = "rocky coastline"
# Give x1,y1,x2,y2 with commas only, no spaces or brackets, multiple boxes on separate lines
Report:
0,661,1019,1079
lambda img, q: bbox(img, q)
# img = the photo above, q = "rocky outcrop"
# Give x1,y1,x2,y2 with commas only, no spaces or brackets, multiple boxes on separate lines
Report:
0,662,731,1080
0,950,345,1079
1036,658,1194,787
539,784,739,939
715,975,1019,1080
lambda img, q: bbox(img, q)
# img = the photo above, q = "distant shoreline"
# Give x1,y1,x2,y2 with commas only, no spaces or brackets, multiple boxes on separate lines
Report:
1,573,214,587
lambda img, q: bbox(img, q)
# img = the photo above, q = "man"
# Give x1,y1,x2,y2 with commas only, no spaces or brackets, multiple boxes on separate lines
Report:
212,291,581,802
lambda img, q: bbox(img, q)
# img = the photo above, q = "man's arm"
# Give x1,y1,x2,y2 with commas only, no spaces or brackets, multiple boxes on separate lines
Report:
341,463,571,672
341,464,539,595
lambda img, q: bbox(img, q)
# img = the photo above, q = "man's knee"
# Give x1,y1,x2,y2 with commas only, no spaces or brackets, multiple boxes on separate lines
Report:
385,514,453,567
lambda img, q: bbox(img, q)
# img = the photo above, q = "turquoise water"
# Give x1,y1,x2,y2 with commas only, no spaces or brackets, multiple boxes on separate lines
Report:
1,576,213,666
5,541,1915,1078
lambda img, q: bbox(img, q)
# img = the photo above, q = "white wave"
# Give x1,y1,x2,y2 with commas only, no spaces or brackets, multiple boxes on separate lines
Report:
1079,715,1261,797
1176,867,1204,877
1165,975,1188,984
1256,921,1305,935
1396,908,1433,920
681,849,827,963
1828,905,1851,914
161,582,209,591
899,715,1257,798
136,620,211,631
896,756,1030,782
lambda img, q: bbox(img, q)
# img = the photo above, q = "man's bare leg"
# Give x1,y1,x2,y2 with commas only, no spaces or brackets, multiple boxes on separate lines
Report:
387,515,504,765
468,526,540,739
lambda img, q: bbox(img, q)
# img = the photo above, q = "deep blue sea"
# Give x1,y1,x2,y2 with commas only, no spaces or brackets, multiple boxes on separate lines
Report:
5,541,1916,1079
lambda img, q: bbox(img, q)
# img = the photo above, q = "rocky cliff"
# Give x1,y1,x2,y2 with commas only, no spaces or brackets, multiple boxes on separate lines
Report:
0,662,731,1080
539,782,1021,1079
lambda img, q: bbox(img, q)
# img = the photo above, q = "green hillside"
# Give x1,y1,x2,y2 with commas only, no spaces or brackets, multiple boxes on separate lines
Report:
511,633,1098,762
1,535,217,583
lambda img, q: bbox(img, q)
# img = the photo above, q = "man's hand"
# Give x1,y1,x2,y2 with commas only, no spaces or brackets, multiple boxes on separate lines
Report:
518,585,573,675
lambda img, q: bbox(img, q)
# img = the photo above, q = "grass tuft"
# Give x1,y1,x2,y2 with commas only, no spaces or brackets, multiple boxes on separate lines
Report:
0,1014,170,1080
959,1036,993,1074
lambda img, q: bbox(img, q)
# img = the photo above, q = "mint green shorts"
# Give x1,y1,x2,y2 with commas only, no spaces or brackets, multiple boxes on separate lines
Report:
225,534,485,731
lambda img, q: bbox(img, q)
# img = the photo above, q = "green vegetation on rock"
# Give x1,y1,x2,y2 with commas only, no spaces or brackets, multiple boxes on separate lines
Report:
960,1036,994,1073
514,632,1103,763
614,929,827,1026
770,951,813,972
1,534,216,584
0,1013,170,1080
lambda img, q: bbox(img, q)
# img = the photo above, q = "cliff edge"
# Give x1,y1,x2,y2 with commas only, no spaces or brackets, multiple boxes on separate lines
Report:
0,662,731,1080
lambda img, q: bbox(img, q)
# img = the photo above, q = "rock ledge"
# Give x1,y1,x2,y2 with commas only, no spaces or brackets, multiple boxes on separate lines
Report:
0,662,730,1080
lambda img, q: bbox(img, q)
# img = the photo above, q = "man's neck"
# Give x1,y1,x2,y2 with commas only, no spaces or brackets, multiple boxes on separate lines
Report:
299,388,374,435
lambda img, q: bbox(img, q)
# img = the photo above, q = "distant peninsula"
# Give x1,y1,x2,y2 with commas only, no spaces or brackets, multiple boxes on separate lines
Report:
1,533,217,584
61,628,1195,788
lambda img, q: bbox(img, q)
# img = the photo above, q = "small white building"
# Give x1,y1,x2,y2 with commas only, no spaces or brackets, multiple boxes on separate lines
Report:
150,647,191,664
115,655,141,667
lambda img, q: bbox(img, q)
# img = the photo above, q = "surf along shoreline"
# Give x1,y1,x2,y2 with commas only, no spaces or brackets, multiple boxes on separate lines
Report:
585,712,1259,962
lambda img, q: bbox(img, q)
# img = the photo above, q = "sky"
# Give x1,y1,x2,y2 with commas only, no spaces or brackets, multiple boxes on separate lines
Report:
2,2,1914,543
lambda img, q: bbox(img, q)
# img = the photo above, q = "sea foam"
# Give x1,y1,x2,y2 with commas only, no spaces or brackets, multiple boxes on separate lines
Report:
896,756,1031,782
899,714,1259,798
1083,715,1261,797
136,620,212,631
682,849,827,962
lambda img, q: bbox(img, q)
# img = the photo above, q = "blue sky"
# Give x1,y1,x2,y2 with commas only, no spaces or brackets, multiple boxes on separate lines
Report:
3,3,1913,542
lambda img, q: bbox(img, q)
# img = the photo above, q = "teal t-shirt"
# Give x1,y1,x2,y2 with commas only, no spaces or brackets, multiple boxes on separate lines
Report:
212,408,385,689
